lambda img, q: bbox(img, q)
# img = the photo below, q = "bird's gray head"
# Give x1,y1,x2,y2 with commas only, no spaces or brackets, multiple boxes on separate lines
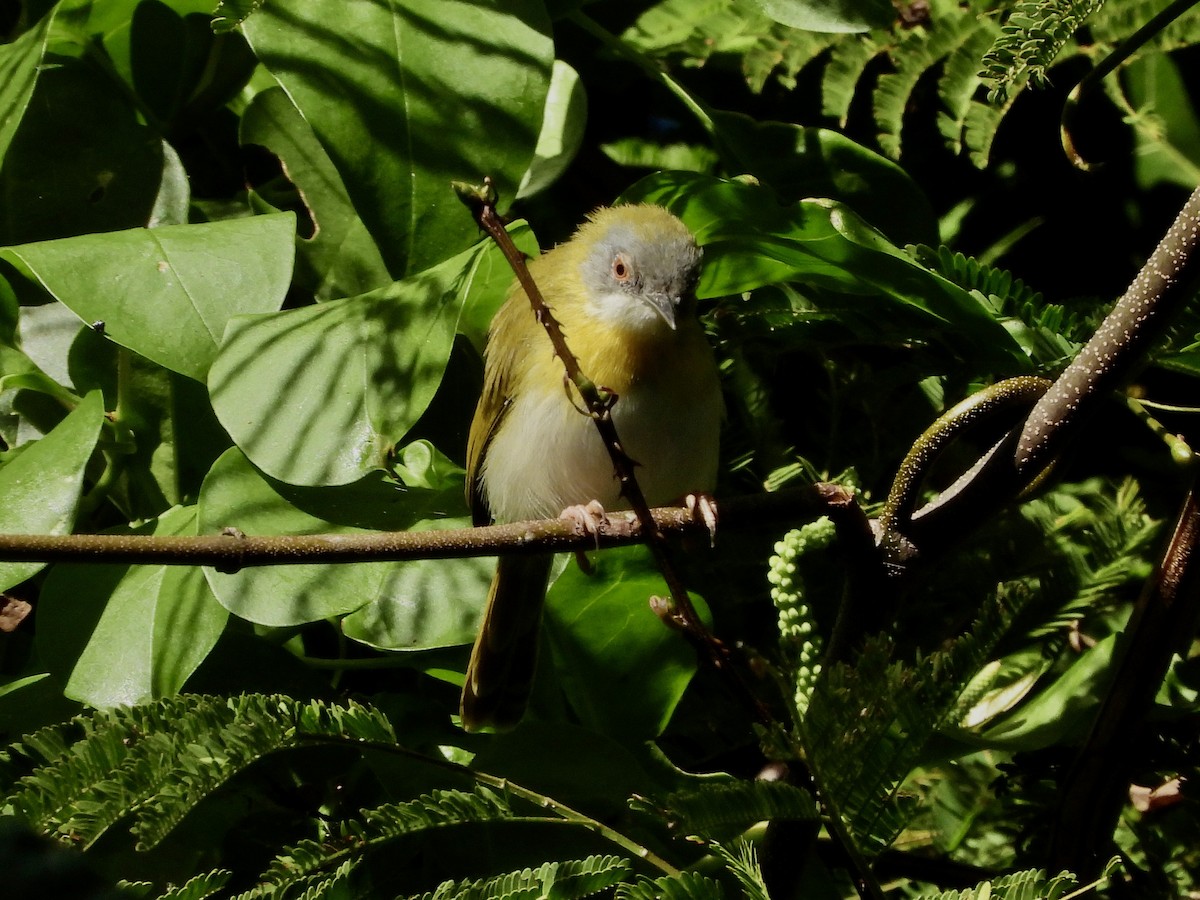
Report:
578,205,702,331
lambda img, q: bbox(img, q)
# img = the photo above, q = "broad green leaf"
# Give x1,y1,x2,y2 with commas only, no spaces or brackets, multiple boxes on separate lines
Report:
341,536,494,650
0,7,54,164
101,0,255,130
240,86,392,302
623,172,1031,372
1,214,295,382
708,116,938,245
601,139,720,174
240,0,553,276
36,506,228,708
0,59,164,245
197,448,490,648
517,59,588,200
975,633,1119,752
0,390,104,591
748,0,892,33
543,546,702,740
209,225,536,486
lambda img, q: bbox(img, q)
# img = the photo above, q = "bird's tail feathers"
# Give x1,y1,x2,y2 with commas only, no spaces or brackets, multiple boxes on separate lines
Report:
460,553,554,732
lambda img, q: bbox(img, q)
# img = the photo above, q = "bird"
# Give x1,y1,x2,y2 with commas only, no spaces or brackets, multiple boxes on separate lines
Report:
460,203,723,732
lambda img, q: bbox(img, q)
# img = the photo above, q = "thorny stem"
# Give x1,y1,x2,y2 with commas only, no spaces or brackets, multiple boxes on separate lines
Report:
454,179,772,724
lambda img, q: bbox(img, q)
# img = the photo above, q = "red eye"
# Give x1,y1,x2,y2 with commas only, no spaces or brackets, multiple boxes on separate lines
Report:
611,255,631,281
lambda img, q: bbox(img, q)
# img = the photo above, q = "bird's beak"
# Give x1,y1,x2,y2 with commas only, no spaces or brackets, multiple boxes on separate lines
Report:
642,291,678,330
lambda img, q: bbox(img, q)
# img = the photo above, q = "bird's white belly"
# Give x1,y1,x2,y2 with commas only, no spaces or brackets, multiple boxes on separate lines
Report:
481,375,720,523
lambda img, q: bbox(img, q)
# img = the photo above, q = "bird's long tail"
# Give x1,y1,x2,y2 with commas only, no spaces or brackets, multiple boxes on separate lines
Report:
460,553,554,731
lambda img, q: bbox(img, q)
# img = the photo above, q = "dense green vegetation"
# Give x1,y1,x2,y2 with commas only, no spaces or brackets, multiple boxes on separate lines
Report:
1,0,1199,897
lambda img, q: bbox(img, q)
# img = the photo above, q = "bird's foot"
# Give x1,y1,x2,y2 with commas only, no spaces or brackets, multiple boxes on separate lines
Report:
561,500,609,574
560,499,607,539
684,492,719,547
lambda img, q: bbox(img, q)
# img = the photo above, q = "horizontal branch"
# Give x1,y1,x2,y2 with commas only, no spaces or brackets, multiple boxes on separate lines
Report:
0,487,837,571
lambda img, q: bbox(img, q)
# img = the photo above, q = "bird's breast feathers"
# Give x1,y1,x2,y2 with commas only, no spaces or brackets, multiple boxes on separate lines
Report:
479,326,721,523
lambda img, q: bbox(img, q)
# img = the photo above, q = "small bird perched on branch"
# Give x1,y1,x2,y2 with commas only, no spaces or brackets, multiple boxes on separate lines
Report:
462,204,722,731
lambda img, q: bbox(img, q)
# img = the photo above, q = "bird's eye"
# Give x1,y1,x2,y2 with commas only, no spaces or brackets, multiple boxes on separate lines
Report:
611,255,631,282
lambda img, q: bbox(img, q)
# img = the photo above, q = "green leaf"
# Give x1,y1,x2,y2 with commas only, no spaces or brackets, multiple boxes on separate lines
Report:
1,214,296,382
0,390,104,592
0,58,164,245
974,633,1119,752
543,546,702,740
197,448,490,648
707,116,938,244
240,86,392,301
240,0,553,276
517,59,588,200
209,225,535,486
747,0,892,33
0,5,54,165
36,507,228,708
624,172,1031,372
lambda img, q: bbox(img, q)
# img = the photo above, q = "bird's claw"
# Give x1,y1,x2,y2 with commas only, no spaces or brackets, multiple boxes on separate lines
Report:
560,499,608,549
684,492,719,547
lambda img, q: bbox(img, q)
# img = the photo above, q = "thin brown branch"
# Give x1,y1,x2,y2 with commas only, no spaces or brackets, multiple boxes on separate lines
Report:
0,487,829,569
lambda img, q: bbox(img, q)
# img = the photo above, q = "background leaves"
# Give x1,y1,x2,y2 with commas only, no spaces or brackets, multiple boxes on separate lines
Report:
1,0,1199,897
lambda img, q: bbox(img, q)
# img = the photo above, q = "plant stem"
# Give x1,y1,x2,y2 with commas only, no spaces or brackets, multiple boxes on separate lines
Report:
322,735,682,877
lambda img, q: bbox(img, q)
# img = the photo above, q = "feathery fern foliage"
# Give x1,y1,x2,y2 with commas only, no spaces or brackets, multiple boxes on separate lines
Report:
918,862,1109,898
1,695,395,851
623,0,1200,167
980,0,1108,104
410,855,633,900
615,871,726,900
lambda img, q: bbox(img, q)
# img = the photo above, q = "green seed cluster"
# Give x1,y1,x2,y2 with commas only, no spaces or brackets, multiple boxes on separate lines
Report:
768,516,836,712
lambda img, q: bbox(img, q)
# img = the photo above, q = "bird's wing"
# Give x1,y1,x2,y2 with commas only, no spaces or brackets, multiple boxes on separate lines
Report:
466,321,519,527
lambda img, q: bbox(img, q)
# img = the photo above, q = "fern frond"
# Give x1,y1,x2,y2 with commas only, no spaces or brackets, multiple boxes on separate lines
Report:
875,14,994,158
615,871,725,900
154,869,233,899
710,840,769,900
411,855,633,900
2,695,396,851
801,589,1024,853
921,865,1083,898
912,245,1085,367
937,24,1004,159
239,786,515,899
981,0,1107,104
821,37,885,125
1018,477,1158,638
